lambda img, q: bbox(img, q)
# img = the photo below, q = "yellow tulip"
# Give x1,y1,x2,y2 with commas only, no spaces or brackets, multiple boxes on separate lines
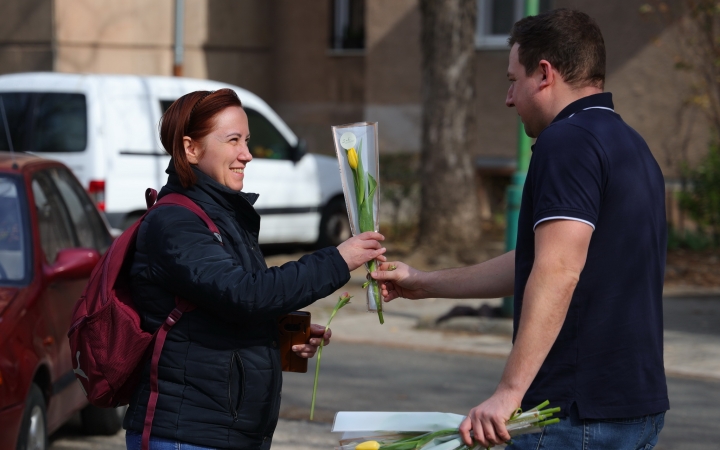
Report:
347,147,359,170
355,441,381,450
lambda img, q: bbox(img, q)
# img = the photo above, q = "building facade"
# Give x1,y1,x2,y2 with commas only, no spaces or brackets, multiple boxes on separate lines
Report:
0,0,708,185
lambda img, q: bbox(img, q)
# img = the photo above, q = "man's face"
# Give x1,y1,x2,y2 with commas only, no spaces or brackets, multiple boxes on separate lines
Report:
506,44,545,138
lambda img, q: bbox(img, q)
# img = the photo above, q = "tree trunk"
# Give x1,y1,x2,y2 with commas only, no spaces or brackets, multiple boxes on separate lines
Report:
416,0,481,262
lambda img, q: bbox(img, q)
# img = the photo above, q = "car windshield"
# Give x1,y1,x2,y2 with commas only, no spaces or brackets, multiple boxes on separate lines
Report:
0,175,29,284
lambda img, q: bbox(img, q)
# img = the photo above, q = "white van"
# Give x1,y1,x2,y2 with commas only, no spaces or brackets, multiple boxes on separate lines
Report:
0,73,350,246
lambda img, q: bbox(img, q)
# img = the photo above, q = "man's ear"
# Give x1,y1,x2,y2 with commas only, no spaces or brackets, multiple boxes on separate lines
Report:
538,59,555,89
184,136,200,164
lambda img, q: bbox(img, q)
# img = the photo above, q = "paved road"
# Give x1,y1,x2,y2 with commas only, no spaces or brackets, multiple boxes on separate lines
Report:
51,342,720,450
48,250,720,450
663,295,720,336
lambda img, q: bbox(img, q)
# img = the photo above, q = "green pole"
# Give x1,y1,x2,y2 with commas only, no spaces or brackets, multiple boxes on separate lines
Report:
501,0,539,317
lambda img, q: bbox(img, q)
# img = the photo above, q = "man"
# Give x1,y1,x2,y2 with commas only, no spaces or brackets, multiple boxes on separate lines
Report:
372,9,668,449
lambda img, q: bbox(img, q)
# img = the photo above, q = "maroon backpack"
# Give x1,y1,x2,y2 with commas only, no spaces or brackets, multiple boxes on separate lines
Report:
68,188,221,449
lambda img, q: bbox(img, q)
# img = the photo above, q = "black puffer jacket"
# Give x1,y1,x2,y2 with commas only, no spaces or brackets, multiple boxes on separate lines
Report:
122,163,350,449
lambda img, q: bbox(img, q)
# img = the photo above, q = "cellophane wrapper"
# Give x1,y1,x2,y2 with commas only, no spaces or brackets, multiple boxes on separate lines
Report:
332,122,381,313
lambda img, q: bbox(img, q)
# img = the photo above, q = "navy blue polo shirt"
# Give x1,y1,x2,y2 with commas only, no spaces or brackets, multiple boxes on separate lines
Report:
514,93,669,419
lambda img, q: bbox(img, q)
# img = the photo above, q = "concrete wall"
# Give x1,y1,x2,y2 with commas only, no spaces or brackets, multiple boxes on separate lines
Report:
54,0,174,75
0,0,708,177
364,0,422,153
270,0,365,156
359,0,709,178
0,0,53,73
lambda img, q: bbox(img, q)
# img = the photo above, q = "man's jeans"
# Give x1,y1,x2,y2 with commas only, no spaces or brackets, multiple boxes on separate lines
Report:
126,431,217,450
506,404,665,450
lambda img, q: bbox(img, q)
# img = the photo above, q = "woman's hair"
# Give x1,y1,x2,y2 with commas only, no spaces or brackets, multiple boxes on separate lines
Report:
160,88,243,187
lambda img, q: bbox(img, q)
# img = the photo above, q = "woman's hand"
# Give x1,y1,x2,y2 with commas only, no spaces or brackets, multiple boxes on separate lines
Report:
292,324,332,359
337,231,387,271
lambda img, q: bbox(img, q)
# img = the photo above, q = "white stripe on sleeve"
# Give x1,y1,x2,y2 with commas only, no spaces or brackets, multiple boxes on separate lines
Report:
533,216,596,231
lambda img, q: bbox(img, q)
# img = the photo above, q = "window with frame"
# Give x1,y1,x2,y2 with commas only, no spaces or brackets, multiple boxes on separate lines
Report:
0,176,29,283
48,167,112,254
475,0,553,49
32,172,76,264
245,109,293,160
0,92,87,152
329,0,365,51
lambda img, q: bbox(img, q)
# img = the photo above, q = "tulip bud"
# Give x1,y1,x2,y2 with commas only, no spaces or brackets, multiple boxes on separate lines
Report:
355,441,380,450
347,147,359,170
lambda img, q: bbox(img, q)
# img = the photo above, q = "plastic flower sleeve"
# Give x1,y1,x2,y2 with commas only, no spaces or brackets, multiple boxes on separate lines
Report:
332,122,383,324
332,405,561,450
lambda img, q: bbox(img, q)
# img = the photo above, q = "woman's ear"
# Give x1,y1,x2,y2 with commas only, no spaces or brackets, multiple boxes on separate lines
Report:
184,136,200,164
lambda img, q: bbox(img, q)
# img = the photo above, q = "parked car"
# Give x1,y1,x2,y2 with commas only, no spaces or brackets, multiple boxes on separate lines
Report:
0,73,350,246
0,152,123,449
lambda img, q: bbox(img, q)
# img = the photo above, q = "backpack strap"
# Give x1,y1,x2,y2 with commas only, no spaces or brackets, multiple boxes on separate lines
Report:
155,193,224,245
141,300,194,450
140,189,222,450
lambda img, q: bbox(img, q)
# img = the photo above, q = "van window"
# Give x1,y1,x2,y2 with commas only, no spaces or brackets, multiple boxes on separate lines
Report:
160,100,175,113
157,101,292,160
0,92,87,153
245,109,292,160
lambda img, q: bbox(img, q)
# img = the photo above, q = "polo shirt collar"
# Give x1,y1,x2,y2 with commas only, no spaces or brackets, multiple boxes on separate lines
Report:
551,92,614,124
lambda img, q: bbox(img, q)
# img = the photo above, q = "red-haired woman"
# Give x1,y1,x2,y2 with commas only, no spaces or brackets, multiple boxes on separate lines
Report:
122,89,385,450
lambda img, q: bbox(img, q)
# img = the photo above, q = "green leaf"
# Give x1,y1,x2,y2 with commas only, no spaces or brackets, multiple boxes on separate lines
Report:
354,138,366,208
368,173,378,202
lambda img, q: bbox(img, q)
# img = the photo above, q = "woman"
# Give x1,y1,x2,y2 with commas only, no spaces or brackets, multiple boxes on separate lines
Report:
123,89,385,449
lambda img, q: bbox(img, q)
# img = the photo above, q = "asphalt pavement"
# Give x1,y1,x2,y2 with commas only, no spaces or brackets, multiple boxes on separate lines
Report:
49,262,720,450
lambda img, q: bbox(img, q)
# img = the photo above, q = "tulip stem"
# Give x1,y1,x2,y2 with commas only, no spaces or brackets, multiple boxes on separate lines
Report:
310,293,352,420
309,326,326,421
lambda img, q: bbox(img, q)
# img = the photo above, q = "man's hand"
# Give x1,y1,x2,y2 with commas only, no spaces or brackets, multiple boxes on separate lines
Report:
459,390,522,448
292,324,331,359
371,261,431,301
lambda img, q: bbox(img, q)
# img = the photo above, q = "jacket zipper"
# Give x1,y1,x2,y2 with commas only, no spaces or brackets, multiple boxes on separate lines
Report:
229,352,245,422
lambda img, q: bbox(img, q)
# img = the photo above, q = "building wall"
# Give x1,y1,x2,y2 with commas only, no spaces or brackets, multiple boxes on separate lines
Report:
53,0,174,75
365,0,422,153
270,0,365,156
0,0,53,73
359,0,709,179
0,0,708,178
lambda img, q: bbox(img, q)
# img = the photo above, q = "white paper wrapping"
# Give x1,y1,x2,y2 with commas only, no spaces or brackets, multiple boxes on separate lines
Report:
332,411,465,433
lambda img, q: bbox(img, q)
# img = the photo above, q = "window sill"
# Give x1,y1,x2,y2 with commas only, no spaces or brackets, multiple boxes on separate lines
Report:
326,49,366,57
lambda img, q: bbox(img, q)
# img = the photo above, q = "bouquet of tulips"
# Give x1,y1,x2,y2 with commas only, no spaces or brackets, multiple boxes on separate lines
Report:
333,404,560,450
332,122,383,324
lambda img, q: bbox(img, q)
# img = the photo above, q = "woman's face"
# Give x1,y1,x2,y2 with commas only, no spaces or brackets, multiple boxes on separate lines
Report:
185,106,252,191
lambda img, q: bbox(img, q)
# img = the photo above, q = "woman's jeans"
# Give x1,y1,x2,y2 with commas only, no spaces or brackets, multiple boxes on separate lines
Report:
126,431,217,450
507,404,665,450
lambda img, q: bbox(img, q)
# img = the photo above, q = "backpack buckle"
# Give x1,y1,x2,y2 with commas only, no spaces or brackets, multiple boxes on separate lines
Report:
166,308,183,326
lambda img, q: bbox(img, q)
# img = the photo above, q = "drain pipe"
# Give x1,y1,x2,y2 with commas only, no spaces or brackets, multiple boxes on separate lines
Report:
502,0,539,317
173,0,185,76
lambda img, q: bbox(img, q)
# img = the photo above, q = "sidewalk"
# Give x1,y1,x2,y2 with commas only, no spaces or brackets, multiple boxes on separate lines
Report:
300,267,720,382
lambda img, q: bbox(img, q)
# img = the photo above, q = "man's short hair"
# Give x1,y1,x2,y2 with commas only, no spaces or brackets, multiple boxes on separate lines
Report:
509,9,606,89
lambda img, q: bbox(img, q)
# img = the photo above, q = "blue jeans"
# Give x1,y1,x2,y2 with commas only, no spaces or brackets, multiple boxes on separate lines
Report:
126,431,217,450
507,404,665,450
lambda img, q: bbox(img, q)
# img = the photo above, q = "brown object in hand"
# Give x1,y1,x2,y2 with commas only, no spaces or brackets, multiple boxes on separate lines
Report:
278,311,311,373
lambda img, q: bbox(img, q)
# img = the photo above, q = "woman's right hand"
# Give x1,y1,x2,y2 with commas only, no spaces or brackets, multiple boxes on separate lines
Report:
337,232,386,271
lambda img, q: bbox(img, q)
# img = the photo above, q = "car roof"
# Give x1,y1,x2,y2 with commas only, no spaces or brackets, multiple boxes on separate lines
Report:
0,72,298,146
0,151,61,172
0,72,257,103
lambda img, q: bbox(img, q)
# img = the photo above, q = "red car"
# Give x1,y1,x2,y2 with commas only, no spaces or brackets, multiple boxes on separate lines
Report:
0,152,122,449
